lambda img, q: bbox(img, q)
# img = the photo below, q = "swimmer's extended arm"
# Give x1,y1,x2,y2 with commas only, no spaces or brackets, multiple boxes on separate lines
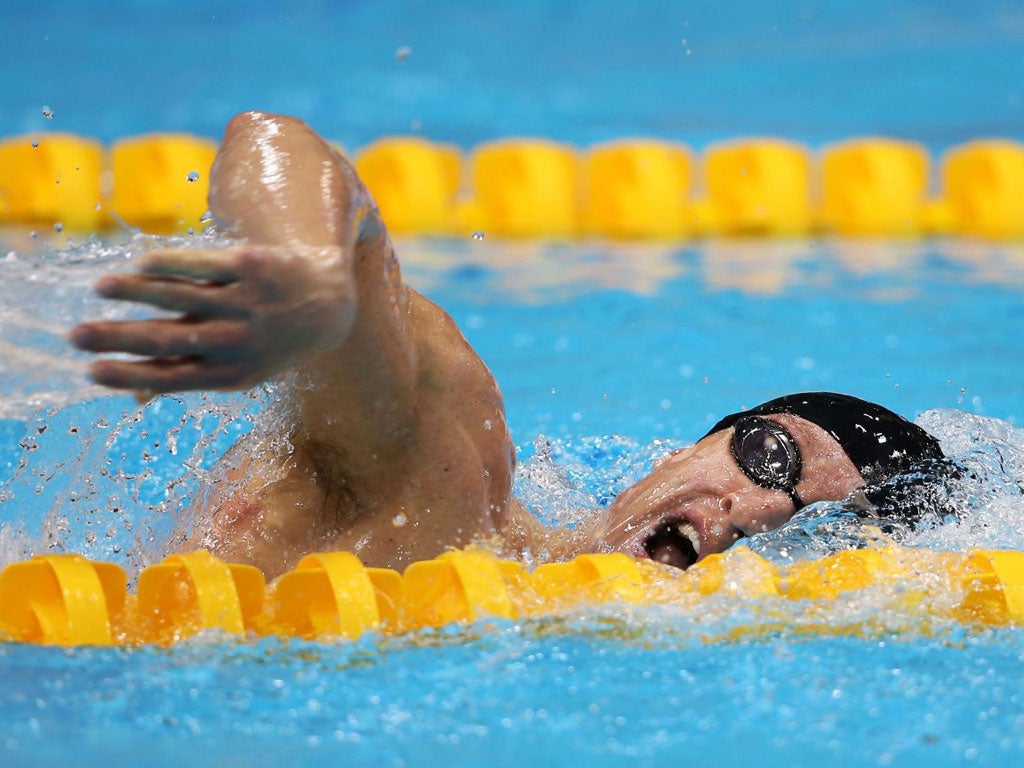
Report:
71,111,419,461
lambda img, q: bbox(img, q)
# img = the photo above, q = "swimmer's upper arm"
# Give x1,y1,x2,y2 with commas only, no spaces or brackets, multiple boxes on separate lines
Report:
210,112,423,471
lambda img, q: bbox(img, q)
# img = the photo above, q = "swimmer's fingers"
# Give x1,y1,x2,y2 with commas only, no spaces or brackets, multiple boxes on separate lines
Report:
95,274,244,317
87,357,254,394
70,318,252,360
137,248,248,283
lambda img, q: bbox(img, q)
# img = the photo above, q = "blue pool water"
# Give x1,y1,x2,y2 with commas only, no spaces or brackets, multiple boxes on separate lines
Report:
3,626,1024,768
6,0,1024,149
3,1,1024,766
3,238,1024,768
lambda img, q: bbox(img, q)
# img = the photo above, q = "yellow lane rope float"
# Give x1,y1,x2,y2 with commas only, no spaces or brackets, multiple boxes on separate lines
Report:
0,544,1022,647
2,133,1023,239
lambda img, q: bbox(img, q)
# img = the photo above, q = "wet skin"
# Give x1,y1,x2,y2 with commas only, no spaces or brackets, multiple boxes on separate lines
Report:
71,112,867,578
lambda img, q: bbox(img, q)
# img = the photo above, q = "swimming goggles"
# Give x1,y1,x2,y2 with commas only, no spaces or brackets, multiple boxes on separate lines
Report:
730,415,805,509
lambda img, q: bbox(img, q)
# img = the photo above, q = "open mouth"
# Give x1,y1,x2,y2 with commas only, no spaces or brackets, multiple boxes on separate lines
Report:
643,518,701,570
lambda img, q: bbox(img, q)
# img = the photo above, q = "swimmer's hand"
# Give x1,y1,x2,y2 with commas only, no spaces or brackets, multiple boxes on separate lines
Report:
70,245,356,395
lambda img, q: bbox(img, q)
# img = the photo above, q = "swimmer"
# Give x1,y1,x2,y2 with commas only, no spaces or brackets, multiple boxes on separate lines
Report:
70,112,951,578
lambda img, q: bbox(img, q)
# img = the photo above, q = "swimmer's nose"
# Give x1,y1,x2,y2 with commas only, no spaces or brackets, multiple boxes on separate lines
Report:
722,490,794,538
698,493,747,553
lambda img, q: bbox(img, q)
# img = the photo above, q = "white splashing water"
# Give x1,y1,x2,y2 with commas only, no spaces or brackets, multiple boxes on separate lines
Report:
0,227,241,418
908,408,1024,552
0,230,264,571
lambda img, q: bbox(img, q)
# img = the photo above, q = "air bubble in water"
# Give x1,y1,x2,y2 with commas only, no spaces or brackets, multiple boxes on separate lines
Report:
395,46,412,62
392,513,408,527
54,222,64,233
200,211,214,223
186,170,200,183
31,140,39,149
42,106,54,119
472,231,485,241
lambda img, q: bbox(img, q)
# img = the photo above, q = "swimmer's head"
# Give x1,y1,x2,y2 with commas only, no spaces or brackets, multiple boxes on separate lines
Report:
596,392,948,570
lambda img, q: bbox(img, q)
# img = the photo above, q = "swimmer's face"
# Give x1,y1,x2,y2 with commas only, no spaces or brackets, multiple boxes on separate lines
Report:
594,414,864,569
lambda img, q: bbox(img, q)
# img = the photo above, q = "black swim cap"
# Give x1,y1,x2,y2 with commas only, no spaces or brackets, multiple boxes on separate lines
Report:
704,392,944,485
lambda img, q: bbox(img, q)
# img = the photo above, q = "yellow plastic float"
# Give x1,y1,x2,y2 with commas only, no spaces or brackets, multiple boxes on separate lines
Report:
697,139,813,236
458,139,580,238
108,133,217,233
584,140,692,240
1,544,1022,647
0,133,105,231
355,137,461,235
957,549,1024,625
134,550,265,644
0,554,125,645
940,140,1024,240
269,551,401,638
819,138,930,237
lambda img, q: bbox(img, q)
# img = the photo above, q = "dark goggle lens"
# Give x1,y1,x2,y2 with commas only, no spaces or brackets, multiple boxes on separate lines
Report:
730,416,802,493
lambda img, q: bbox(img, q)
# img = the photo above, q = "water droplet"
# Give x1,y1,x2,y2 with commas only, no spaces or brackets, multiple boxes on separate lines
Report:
392,513,408,528
42,106,54,119
53,222,64,233
472,231,485,240
395,46,412,62
186,170,200,183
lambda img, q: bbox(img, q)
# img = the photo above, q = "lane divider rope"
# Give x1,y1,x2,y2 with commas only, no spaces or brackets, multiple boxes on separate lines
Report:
0,544,1021,646
1,133,1023,240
